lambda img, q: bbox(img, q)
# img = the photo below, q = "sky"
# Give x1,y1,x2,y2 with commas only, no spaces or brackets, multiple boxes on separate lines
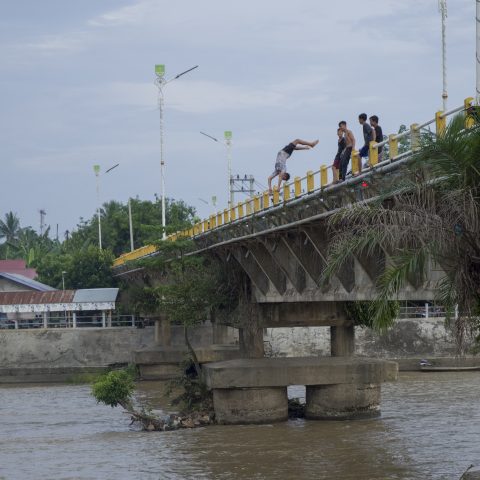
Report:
0,0,475,240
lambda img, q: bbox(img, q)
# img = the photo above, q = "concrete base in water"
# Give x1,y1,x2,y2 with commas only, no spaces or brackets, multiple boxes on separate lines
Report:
204,357,397,425
135,345,241,380
213,387,288,424
305,383,381,420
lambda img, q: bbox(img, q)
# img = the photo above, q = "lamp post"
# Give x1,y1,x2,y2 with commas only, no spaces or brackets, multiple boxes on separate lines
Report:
477,0,480,103
154,64,199,239
92,163,119,249
438,0,448,111
61,271,67,291
200,130,234,207
128,198,134,252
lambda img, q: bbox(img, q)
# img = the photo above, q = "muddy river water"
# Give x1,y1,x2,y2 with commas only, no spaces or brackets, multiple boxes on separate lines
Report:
1,372,479,479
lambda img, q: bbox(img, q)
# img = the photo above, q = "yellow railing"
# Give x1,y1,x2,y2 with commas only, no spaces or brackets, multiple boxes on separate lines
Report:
113,97,474,267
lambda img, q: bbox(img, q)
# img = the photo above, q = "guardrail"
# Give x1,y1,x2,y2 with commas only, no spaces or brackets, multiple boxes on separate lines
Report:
0,315,153,330
397,304,457,319
113,97,475,267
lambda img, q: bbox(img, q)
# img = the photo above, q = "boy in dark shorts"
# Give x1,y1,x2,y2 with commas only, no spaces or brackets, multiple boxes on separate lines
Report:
338,121,355,181
369,115,383,161
268,138,319,193
333,127,345,181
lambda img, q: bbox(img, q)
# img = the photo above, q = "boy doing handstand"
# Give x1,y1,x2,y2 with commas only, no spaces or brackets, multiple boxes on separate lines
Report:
268,138,319,193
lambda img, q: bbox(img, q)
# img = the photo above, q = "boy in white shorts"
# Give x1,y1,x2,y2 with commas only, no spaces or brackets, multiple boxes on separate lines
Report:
268,138,319,193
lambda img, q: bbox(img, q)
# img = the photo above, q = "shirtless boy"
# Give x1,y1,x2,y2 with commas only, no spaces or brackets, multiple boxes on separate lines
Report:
338,121,355,181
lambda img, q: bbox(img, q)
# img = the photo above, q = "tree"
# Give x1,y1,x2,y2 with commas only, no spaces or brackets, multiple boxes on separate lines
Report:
37,246,115,289
0,211,20,245
323,114,480,340
131,239,228,378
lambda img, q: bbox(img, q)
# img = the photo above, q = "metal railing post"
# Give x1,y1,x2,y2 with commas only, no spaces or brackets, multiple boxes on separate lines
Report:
72,312,77,328
425,303,429,319
389,134,398,160
102,312,106,328
410,123,420,151
435,111,446,136
131,315,135,327
306,171,314,192
294,177,301,197
320,165,328,186
369,141,378,166
43,312,48,329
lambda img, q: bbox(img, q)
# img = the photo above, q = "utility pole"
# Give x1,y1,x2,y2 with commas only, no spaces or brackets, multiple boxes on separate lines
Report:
39,209,46,235
438,0,448,110
477,0,480,103
230,174,256,198
93,165,102,249
128,198,134,252
224,131,233,207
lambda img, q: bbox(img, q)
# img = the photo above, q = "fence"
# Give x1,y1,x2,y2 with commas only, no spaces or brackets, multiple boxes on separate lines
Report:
0,314,153,330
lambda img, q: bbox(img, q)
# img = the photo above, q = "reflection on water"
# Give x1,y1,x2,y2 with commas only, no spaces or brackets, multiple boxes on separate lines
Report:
1,372,479,480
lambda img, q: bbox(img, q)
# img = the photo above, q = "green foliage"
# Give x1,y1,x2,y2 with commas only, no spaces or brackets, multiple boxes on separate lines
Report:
166,374,213,412
344,301,399,329
324,113,480,331
133,239,228,325
92,369,135,408
36,246,115,289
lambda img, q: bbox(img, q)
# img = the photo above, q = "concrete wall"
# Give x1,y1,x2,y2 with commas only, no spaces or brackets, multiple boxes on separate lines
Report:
0,323,235,370
264,318,472,358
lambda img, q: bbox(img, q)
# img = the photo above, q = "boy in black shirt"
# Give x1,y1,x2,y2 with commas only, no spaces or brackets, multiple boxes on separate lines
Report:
358,113,375,166
268,138,318,193
369,115,383,162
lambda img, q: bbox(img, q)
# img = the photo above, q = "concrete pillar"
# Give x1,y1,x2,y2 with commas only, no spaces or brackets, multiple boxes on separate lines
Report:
101,312,106,328
107,310,112,327
213,387,288,424
154,316,171,346
305,383,381,420
43,312,48,329
330,325,355,357
239,325,264,358
72,312,77,328
212,323,231,344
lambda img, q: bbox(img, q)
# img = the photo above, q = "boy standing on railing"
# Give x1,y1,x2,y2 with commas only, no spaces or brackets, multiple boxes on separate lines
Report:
369,115,383,162
358,113,375,167
338,121,355,181
268,138,319,194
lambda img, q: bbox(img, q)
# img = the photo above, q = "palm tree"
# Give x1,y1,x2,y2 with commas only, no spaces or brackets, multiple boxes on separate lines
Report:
323,114,480,339
0,212,21,244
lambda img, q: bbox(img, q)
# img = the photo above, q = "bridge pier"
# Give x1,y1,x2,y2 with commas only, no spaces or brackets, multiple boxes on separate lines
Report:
305,383,381,420
154,315,171,346
330,324,355,357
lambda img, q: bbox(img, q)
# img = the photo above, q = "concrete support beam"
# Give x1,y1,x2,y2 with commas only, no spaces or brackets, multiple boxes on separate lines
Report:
248,243,287,295
304,227,355,293
281,232,324,286
232,247,269,296
239,304,264,359
330,325,355,357
260,302,351,328
263,238,306,293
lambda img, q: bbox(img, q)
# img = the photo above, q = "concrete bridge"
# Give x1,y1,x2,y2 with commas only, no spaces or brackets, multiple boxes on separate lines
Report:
114,97,474,423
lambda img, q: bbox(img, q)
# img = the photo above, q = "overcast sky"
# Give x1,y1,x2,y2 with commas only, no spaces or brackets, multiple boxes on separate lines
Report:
0,0,475,239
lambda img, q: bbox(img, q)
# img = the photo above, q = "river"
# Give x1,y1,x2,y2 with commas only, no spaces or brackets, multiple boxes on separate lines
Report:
0,372,479,480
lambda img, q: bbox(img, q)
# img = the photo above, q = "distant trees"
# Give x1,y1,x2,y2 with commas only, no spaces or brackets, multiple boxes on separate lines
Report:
0,197,197,289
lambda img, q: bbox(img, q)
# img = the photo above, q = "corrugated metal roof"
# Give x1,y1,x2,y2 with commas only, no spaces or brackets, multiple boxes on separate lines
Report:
0,290,75,305
0,260,37,279
0,272,56,292
73,288,119,303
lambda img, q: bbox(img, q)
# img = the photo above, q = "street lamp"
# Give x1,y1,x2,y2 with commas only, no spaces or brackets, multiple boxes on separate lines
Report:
200,130,234,207
93,163,119,249
61,271,67,291
438,0,448,111
154,64,199,239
